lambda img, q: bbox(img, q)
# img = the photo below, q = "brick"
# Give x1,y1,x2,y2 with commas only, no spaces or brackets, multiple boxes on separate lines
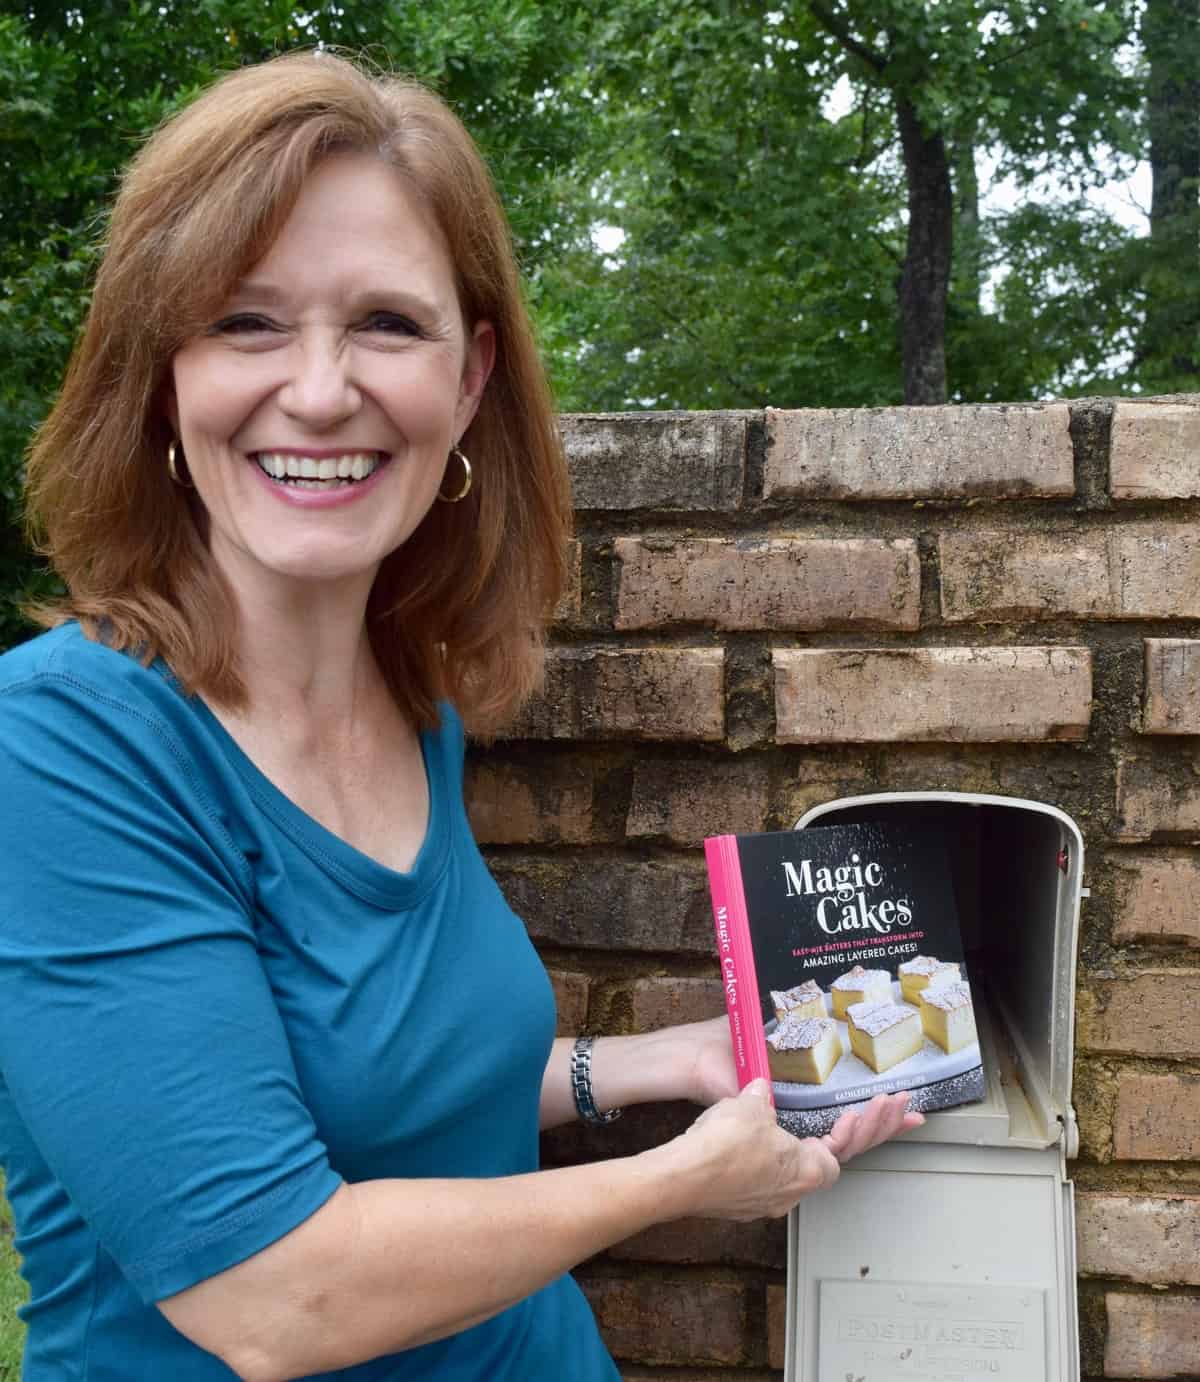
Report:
610,1216,785,1269
1114,753,1200,843
765,403,1072,499
510,647,725,742
1111,400,1200,499
767,1283,787,1371
464,756,605,844
548,969,589,1035
1077,973,1200,1058
1077,1193,1200,1285
561,412,747,512
493,855,715,954
620,1371,777,1382
621,1371,777,1382
627,757,770,845
627,977,725,1030
541,1101,697,1168
1113,1072,1200,1160
614,536,920,631
581,1275,752,1366
1112,855,1200,947
553,539,582,623
1144,639,1200,734
941,526,1200,622
773,646,1092,744
1104,1293,1200,1378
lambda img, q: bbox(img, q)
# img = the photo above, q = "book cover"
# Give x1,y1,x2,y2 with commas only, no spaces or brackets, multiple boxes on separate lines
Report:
705,820,985,1138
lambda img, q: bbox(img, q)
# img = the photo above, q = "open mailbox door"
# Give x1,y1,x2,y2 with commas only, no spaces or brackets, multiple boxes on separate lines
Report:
785,792,1082,1382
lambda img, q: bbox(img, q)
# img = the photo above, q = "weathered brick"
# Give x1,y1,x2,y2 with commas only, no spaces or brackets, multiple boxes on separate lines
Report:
1111,855,1200,947
1114,753,1200,843
614,536,920,631
1111,400,1200,499
494,855,714,954
510,647,725,742
765,403,1073,499
1104,1293,1200,1378
1077,1193,1200,1285
767,1283,787,1372
581,1275,753,1366
773,646,1092,744
627,757,770,845
547,969,590,1035
941,526,1200,622
541,1101,697,1168
1077,973,1200,1059
778,751,875,828
610,1216,785,1269
1144,639,1200,734
465,756,605,844
621,1370,777,1382
627,977,725,1031
553,539,582,623
561,413,747,512
1113,1072,1200,1160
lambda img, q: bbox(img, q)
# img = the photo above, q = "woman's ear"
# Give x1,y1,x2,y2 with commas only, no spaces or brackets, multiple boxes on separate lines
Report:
456,320,496,435
162,374,181,437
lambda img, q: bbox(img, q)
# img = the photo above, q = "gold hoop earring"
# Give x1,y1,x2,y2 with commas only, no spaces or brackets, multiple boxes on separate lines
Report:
167,440,192,488
438,444,472,503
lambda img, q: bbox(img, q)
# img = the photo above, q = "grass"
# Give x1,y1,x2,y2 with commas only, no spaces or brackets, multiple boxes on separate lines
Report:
0,1181,27,1381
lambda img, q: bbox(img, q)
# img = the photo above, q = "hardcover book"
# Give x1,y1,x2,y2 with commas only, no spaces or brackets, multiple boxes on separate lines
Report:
705,820,986,1137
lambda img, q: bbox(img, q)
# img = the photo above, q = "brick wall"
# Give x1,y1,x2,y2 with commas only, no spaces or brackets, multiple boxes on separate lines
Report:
465,399,1200,1381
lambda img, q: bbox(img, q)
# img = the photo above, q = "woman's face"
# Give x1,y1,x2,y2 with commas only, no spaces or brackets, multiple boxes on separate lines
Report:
167,152,493,605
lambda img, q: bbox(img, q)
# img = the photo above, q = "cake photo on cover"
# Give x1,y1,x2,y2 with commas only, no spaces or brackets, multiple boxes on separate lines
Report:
705,819,986,1138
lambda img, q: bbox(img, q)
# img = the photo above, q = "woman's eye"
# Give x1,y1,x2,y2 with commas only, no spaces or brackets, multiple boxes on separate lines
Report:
209,313,280,335
361,311,423,337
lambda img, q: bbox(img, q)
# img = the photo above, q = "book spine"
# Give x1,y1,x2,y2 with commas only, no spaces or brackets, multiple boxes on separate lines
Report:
704,834,773,1098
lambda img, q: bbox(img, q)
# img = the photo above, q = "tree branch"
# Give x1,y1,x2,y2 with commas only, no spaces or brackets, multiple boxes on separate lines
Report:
808,1,888,75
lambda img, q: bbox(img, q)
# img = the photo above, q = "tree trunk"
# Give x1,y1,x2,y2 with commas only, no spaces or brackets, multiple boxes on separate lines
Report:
1142,0,1200,380
895,95,953,403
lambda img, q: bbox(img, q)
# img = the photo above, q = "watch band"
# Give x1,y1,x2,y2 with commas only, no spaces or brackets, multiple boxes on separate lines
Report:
570,1035,622,1124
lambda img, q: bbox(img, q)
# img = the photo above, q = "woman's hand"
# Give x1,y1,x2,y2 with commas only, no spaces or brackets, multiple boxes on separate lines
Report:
651,1082,924,1223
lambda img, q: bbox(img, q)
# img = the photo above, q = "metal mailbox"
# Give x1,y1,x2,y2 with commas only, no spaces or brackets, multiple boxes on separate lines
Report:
785,791,1084,1382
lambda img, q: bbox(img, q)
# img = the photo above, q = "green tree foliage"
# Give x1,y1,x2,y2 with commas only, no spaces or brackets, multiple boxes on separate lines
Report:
539,0,1144,410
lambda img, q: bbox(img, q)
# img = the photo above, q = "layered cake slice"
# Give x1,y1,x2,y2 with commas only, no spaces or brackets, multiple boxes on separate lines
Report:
830,964,893,1020
771,979,825,1023
898,954,960,1006
845,1000,924,1074
766,1015,843,1084
919,980,978,1054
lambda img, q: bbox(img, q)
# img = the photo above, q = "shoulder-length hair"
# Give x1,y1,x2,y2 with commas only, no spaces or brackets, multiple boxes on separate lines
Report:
24,50,570,735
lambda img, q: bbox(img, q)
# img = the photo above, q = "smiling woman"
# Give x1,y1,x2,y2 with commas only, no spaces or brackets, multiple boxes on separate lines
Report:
0,50,920,1382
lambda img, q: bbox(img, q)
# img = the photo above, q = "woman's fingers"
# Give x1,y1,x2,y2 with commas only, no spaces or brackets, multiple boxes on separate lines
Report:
823,1093,924,1163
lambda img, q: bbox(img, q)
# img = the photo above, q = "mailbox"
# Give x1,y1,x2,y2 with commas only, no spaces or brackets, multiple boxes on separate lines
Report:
785,792,1083,1382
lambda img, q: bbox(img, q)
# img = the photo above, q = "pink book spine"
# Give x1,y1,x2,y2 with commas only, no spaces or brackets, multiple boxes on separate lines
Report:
704,834,773,1101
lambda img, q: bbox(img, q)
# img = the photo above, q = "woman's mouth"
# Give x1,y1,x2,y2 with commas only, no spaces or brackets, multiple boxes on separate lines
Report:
253,451,385,491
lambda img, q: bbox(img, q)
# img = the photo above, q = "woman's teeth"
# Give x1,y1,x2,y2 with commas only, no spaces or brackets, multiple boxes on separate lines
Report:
255,452,381,487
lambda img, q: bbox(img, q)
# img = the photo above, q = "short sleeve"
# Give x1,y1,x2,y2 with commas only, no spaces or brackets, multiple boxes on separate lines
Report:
0,674,343,1302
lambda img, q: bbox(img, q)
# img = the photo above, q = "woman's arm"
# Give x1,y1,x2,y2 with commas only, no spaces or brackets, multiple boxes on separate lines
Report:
539,1017,739,1129
161,1081,915,1381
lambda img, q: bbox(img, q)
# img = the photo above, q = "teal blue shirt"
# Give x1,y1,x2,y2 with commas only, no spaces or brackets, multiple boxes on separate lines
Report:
0,624,617,1381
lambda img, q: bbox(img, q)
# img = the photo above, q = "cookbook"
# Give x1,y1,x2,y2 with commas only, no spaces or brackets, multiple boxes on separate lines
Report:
705,820,985,1137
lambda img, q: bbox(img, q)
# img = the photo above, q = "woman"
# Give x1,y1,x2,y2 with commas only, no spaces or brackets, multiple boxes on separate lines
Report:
0,52,921,1380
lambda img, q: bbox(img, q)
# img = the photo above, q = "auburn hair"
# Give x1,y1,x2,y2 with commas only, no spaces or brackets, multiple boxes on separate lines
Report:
24,51,571,734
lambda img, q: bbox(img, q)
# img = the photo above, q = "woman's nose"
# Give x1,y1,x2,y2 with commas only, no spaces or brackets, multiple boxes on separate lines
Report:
277,335,361,427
